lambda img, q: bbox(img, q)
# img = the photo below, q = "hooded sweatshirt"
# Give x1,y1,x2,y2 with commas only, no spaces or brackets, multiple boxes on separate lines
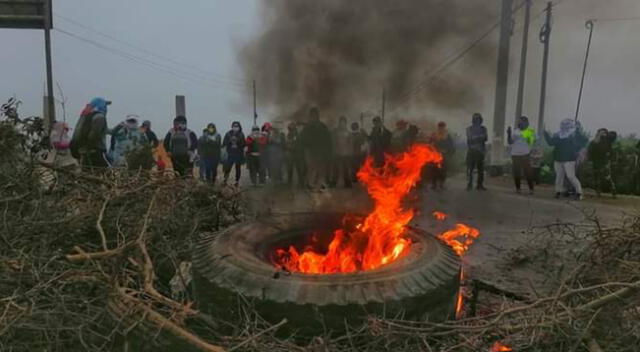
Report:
70,97,110,156
466,116,488,153
544,119,588,162
198,124,222,159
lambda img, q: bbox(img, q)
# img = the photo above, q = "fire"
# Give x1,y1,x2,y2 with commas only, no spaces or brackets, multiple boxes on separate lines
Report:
433,211,447,221
273,144,442,274
438,223,481,256
455,269,464,318
490,341,513,352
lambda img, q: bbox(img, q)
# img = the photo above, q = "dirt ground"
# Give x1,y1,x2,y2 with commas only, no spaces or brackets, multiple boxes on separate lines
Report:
246,173,639,299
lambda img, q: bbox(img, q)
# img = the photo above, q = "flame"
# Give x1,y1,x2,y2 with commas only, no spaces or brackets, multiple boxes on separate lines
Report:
438,223,481,256
490,341,513,352
273,144,442,274
433,211,447,221
455,269,464,319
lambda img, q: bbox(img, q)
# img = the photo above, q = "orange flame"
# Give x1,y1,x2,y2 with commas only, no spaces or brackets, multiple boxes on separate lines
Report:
438,223,481,256
433,211,447,221
274,144,442,274
490,341,513,352
455,269,465,319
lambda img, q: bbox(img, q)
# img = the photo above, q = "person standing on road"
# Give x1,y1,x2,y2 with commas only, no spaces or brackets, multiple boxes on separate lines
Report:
331,116,353,188
300,107,332,191
507,116,536,194
544,118,587,200
466,113,488,190
70,97,112,170
429,121,455,190
222,121,246,186
197,123,222,184
285,122,305,188
246,125,266,186
350,122,368,182
163,115,198,177
369,116,391,168
587,128,616,197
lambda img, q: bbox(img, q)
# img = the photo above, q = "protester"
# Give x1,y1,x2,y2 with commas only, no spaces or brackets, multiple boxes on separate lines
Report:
331,116,353,188
264,122,286,184
70,97,112,170
587,128,615,197
246,126,266,186
197,123,222,183
109,116,147,167
466,113,488,190
350,122,368,182
285,122,306,188
300,107,332,191
544,119,587,200
507,116,536,194
390,119,409,154
530,139,545,185
429,121,455,190
163,115,198,177
369,116,391,168
141,120,159,148
222,121,245,186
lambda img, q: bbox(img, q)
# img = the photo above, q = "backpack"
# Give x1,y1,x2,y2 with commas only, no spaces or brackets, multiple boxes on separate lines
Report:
70,111,97,159
170,129,191,157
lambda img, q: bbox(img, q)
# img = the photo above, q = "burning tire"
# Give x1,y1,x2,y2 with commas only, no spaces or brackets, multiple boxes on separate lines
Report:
192,212,460,332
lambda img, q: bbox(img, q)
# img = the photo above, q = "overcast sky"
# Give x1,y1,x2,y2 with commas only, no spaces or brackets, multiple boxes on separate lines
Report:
0,0,638,137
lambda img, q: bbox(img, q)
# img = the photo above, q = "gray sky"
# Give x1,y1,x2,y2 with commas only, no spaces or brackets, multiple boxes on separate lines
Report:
0,0,638,137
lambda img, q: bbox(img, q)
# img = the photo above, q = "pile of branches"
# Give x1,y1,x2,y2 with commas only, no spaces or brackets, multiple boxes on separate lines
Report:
1,113,639,351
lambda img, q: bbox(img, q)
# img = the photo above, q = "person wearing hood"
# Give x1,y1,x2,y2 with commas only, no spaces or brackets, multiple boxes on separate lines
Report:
369,116,391,168
163,115,198,177
544,118,588,200
331,116,353,188
300,107,332,191
70,97,111,169
466,113,488,190
109,115,148,167
285,122,306,188
587,128,616,197
245,125,266,186
429,121,455,190
222,121,246,186
197,123,222,183
507,116,536,194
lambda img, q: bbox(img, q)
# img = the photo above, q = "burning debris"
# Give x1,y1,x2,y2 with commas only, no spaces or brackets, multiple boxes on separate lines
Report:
272,143,443,274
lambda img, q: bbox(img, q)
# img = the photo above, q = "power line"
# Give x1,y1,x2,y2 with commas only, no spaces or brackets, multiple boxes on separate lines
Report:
591,16,640,22
53,13,248,86
55,28,249,93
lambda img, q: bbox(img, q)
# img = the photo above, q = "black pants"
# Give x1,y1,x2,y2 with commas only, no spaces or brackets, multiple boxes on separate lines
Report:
286,155,306,187
512,154,534,191
224,161,242,183
172,155,192,177
247,155,265,185
466,150,485,187
593,162,616,195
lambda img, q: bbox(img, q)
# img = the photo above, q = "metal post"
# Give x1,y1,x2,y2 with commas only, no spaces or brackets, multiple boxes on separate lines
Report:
43,0,54,132
253,79,257,127
538,2,552,133
514,0,531,122
175,95,186,117
491,0,513,169
575,20,595,122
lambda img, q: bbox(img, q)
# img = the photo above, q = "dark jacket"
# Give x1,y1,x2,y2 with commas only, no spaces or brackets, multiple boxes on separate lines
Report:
163,128,198,155
70,111,108,156
369,126,391,156
300,121,332,158
197,133,222,159
544,131,588,162
466,125,488,153
144,129,159,148
286,129,304,158
223,130,246,157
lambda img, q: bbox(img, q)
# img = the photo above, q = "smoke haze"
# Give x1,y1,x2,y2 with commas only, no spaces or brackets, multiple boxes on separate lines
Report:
240,0,497,123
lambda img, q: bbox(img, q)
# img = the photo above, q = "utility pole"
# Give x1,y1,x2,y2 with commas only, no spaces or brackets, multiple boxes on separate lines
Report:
381,87,386,123
514,0,531,122
253,79,257,127
43,0,54,132
575,20,595,122
538,1,552,133
175,95,186,117
491,0,513,171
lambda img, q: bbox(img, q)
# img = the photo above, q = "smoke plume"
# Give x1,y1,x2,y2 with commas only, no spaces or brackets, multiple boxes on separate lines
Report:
240,0,496,123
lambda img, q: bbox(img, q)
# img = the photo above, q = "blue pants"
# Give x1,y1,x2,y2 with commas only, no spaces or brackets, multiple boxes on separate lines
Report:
199,157,219,183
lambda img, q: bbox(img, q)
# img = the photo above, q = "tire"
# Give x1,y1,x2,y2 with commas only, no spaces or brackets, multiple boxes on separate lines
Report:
192,212,460,333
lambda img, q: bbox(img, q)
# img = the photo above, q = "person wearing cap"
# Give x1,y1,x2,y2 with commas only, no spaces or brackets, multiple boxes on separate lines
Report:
368,116,391,168
70,97,112,170
222,121,246,186
466,113,488,190
163,115,198,177
141,120,159,148
197,123,222,183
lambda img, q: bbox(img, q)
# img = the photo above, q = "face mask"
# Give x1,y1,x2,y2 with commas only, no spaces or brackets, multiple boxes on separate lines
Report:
232,126,240,132
208,128,215,134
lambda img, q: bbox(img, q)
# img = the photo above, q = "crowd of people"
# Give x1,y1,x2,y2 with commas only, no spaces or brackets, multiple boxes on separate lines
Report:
58,97,639,199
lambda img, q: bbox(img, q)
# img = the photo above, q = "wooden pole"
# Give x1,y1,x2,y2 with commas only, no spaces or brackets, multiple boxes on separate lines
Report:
491,0,513,169
43,0,54,133
514,0,531,122
253,79,257,127
537,2,552,133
